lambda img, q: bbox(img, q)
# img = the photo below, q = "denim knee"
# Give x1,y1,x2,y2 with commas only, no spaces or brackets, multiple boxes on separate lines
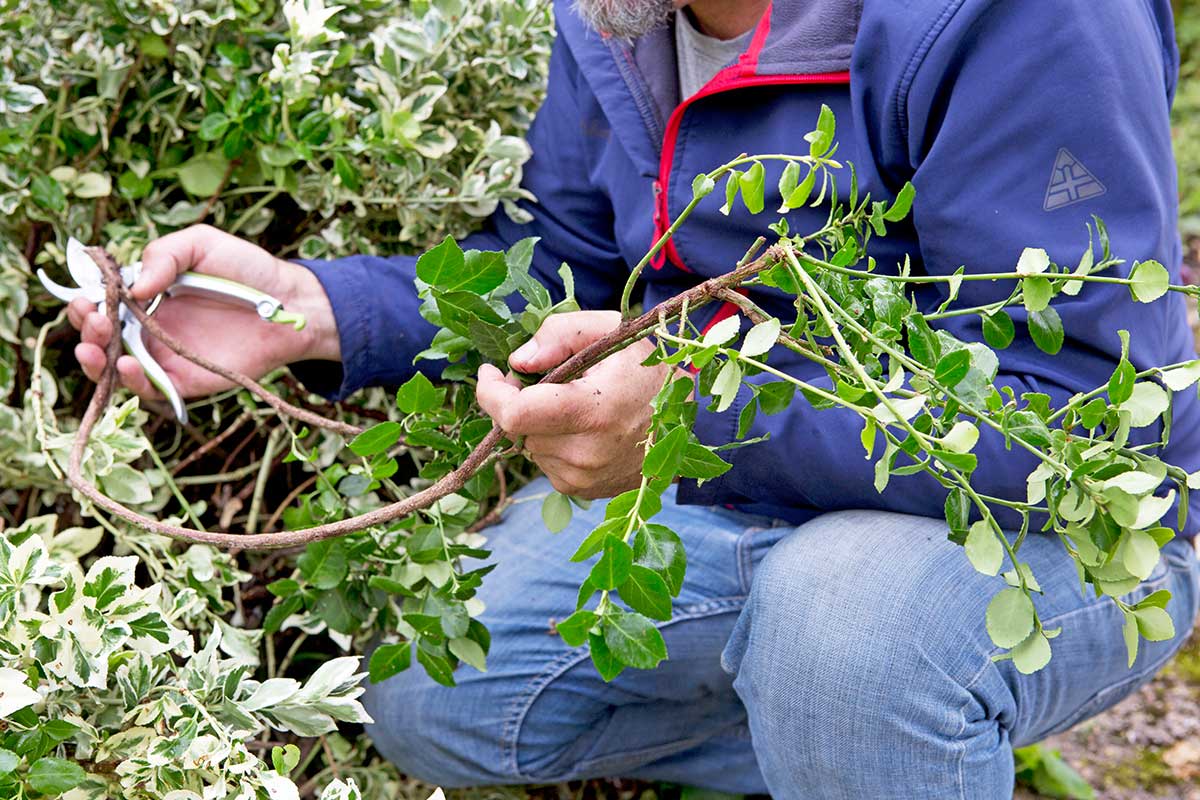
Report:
722,510,999,751
361,663,513,787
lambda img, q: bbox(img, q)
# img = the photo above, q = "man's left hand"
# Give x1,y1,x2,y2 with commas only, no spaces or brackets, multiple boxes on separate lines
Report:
475,310,678,499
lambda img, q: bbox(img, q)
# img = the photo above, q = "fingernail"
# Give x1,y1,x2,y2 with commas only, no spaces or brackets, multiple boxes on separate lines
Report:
512,340,538,364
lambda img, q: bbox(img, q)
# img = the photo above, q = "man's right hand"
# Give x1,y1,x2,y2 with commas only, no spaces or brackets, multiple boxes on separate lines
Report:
69,224,340,402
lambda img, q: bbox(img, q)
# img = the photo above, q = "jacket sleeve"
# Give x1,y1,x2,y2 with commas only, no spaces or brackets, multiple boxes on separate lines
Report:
291,31,627,399
678,0,1199,524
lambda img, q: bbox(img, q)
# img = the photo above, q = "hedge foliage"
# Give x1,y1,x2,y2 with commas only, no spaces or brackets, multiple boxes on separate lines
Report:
0,0,551,797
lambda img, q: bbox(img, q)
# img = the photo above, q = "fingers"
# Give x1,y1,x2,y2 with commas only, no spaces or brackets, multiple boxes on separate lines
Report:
135,224,222,301
508,310,621,374
476,363,601,436
67,297,94,330
74,339,161,400
80,309,113,348
116,355,159,398
75,343,107,383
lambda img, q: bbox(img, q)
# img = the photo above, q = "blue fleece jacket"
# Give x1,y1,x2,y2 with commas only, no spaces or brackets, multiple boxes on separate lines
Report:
296,0,1200,532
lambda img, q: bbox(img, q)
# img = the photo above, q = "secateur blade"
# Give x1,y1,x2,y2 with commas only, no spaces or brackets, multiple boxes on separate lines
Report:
119,311,187,423
35,238,101,305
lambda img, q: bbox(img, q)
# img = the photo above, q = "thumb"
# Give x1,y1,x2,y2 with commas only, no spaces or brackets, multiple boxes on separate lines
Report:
133,224,220,301
508,310,621,373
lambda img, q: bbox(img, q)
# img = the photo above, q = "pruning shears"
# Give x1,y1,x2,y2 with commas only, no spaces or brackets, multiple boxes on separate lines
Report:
38,237,305,424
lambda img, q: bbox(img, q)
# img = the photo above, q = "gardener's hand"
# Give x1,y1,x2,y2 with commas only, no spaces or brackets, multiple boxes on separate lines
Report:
69,225,339,400
476,310,681,499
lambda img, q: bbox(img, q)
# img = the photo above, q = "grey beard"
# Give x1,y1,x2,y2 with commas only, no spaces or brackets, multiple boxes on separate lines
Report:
571,0,675,41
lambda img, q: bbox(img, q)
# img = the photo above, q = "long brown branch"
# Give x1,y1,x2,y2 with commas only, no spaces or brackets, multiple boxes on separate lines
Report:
63,245,777,551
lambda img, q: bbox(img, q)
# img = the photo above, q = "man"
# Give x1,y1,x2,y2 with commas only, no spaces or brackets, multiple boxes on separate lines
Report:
72,0,1200,796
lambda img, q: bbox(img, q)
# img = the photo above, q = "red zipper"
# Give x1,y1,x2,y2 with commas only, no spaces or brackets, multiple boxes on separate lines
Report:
653,70,851,272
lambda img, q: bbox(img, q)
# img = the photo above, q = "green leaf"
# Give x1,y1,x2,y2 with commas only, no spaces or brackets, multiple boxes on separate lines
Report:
711,359,742,414
1028,308,1064,355
1129,260,1169,303
1132,606,1175,641
449,637,488,672
1108,359,1136,405
1120,382,1169,428
272,743,301,775
589,536,633,590
259,144,298,167
740,318,781,358
784,167,817,209
691,173,715,199
297,540,348,590
882,181,915,222
702,315,741,347
905,315,942,366
618,565,672,621
0,749,17,775
931,449,977,472
198,112,231,141
460,249,510,295
415,236,467,291
1016,247,1050,275
1006,410,1052,449
981,311,1015,350
1022,276,1052,312
588,631,625,681
738,161,765,214
934,349,971,387
642,425,688,478
28,758,86,795
263,595,303,634
1123,610,1140,667
944,488,971,539
808,104,836,157
416,646,456,687
1120,529,1160,581
776,161,800,209
757,381,796,414
334,152,361,191
102,464,152,504
1031,747,1097,799
986,588,1035,648
177,151,230,196
1011,631,1052,674
678,443,731,481
468,319,520,364
1136,589,1172,610
1161,360,1200,391
541,491,573,533
965,520,1003,576
720,170,740,215
570,518,626,562
555,610,598,647
395,372,445,415
30,174,66,212
349,421,402,457
602,611,668,669
434,289,507,337
633,524,687,596
368,642,412,683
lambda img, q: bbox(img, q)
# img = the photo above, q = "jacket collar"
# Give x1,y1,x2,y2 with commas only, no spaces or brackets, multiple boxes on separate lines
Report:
554,0,862,174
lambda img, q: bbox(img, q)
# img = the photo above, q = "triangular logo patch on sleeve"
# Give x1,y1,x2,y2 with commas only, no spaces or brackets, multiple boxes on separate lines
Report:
1044,148,1106,211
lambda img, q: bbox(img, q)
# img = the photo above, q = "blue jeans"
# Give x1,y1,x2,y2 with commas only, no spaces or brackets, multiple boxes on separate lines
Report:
363,478,1200,798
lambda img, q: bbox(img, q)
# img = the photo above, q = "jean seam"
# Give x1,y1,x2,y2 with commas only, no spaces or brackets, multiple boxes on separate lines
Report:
736,527,763,595
951,651,998,800
502,597,747,782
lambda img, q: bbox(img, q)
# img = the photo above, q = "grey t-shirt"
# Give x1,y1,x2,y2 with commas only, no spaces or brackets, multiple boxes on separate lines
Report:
674,10,756,98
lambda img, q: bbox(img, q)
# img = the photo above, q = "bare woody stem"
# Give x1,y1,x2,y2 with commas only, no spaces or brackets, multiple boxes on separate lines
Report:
64,245,778,551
